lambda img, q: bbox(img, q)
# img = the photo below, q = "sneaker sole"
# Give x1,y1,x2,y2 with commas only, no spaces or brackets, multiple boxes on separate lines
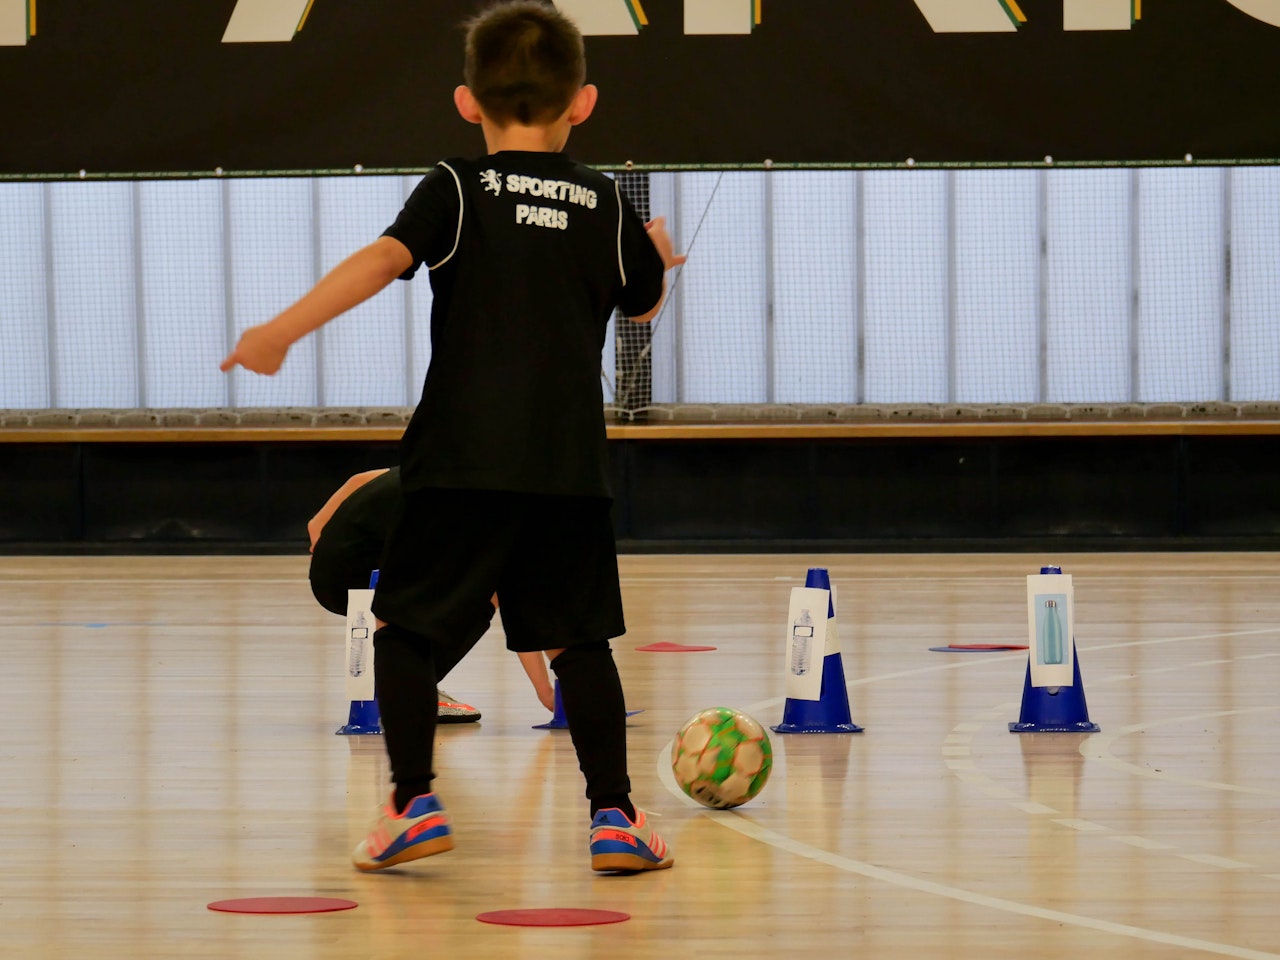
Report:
355,834,455,872
437,712,481,724
591,852,674,872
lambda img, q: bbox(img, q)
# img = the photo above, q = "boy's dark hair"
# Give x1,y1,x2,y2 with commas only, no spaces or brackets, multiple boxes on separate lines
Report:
463,0,586,127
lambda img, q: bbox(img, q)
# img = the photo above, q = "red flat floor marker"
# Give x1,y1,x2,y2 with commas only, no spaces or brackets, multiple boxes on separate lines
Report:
635,642,717,652
208,897,358,915
477,908,630,927
928,643,1029,653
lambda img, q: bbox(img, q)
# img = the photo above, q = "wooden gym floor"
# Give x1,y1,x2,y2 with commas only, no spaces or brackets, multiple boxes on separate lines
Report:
2,552,1278,960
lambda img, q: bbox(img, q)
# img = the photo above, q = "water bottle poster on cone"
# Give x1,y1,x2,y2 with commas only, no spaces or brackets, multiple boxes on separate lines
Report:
1026,574,1074,689
344,588,377,703
784,586,830,702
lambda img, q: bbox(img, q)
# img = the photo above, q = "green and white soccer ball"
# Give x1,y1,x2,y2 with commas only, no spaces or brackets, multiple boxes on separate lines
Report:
671,707,773,809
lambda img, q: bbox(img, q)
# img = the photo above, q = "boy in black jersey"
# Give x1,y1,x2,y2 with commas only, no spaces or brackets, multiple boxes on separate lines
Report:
221,0,682,873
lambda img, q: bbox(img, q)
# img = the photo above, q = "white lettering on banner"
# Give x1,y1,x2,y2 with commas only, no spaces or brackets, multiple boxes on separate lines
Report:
685,0,757,36
912,0,1278,32
909,0,1021,32
1064,0,1132,31
11,0,1280,46
1222,0,1280,28
0,0,31,46
553,0,642,36
222,0,312,43
212,0,1280,42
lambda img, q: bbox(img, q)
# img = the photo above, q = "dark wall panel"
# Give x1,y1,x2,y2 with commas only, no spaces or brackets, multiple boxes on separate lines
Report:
260,443,401,542
0,444,81,542
994,438,1181,539
81,444,263,542
810,440,994,541
3,434,1278,551
1184,437,1280,537
624,442,814,542
4,1,1280,173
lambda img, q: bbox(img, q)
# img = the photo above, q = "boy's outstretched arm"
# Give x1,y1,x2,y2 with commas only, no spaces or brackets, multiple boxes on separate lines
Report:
629,216,687,325
220,236,414,375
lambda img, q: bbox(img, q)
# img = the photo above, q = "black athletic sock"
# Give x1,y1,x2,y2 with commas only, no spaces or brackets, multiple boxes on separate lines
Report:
550,642,634,821
372,623,438,810
394,779,435,815
591,794,637,822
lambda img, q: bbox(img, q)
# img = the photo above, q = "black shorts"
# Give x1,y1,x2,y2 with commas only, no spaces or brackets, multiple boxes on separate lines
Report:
309,543,381,617
370,487,625,655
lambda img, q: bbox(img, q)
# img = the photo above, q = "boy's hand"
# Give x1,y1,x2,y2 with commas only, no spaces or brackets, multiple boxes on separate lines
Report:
306,514,324,554
220,323,292,375
517,651,557,712
645,217,687,271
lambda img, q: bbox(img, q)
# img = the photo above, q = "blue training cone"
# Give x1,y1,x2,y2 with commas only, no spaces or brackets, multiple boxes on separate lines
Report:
532,680,569,729
337,699,382,735
338,570,383,735
772,567,863,734
1009,564,1099,734
532,679,644,729
1008,654,1100,733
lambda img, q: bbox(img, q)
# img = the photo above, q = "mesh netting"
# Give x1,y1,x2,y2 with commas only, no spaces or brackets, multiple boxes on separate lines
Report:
1,167,1278,418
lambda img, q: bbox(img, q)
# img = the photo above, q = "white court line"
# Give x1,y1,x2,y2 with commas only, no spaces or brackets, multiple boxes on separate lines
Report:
655,739,1280,960
1110,835,1177,851
1083,627,1280,655
1182,854,1253,870
1053,818,1110,833
1013,801,1059,815
1079,705,1280,798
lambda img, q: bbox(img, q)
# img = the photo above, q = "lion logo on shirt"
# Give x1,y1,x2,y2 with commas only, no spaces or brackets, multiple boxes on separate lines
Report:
479,169,502,196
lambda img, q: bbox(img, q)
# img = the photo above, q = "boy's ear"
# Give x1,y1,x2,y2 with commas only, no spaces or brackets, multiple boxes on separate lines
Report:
566,84,598,126
454,85,484,125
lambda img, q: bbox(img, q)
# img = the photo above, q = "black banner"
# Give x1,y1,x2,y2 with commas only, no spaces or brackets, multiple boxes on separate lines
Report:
1,0,1279,175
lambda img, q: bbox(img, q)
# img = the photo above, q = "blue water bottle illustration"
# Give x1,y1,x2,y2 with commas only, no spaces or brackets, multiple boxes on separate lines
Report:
349,610,370,678
1041,599,1064,665
790,608,814,676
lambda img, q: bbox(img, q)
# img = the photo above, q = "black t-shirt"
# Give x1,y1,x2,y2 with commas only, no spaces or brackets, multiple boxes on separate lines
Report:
382,151,665,498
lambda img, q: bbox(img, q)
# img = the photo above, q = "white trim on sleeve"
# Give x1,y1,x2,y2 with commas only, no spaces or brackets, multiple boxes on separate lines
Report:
614,179,627,287
428,161,464,271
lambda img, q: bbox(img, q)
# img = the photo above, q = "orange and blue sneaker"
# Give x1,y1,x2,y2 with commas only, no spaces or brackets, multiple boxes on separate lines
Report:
437,689,481,724
589,808,674,872
352,792,454,871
